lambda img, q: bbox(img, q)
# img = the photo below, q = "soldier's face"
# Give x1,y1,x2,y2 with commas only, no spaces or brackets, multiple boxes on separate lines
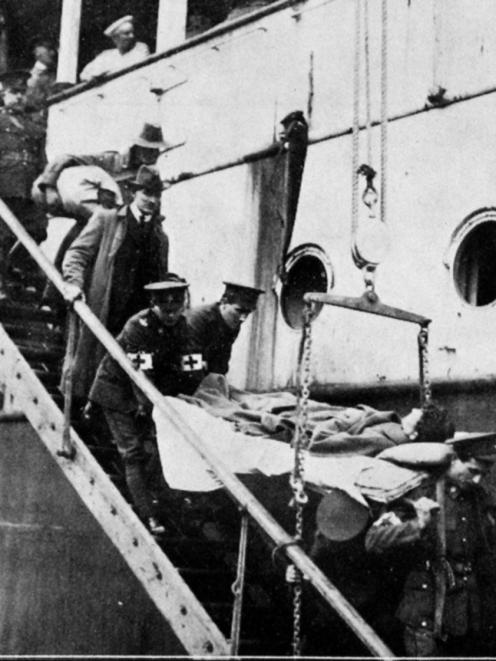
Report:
134,146,159,166
153,300,184,326
134,188,161,215
220,303,253,330
2,88,26,111
447,457,490,490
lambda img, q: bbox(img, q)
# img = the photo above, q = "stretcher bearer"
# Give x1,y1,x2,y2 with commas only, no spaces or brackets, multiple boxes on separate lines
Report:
88,275,203,535
186,281,264,381
365,432,496,657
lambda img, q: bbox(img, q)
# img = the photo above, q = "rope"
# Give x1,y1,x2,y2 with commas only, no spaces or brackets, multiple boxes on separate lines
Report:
351,0,361,244
380,0,388,227
230,512,249,656
363,0,372,167
351,0,390,275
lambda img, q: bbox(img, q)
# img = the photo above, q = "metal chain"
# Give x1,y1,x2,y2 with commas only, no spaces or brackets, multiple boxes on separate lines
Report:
418,324,432,408
290,301,313,656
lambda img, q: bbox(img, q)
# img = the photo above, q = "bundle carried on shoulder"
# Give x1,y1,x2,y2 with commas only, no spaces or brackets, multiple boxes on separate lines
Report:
376,441,454,469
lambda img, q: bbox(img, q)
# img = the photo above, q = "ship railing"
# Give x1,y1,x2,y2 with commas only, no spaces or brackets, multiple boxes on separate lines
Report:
0,197,394,658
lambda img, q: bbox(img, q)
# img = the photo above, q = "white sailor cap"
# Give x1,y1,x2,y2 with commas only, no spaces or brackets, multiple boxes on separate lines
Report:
104,15,134,38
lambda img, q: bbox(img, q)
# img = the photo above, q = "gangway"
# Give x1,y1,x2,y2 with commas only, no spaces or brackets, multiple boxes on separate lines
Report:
0,198,394,657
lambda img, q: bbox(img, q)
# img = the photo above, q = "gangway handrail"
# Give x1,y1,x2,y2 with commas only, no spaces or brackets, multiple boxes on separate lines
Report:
0,198,394,658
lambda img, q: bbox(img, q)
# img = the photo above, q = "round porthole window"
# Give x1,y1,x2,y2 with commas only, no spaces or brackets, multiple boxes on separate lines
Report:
452,209,496,306
281,244,332,329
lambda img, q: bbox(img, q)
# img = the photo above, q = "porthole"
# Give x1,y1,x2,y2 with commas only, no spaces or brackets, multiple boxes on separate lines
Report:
280,244,332,329
452,209,496,306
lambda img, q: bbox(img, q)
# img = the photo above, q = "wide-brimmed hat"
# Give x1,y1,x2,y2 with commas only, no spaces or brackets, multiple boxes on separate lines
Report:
222,281,265,309
316,489,370,542
128,165,162,195
104,15,134,38
445,431,496,463
132,123,169,150
0,69,30,93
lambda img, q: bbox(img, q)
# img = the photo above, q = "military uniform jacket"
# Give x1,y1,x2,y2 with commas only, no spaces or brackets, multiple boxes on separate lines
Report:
89,309,202,413
0,109,45,198
365,480,496,636
185,302,239,376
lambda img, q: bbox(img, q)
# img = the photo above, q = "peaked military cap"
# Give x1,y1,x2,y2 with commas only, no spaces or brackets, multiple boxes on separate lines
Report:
0,69,30,92
222,281,265,308
104,15,134,38
133,123,170,150
128,164,162,195
145,274,189,302
445,431,496,463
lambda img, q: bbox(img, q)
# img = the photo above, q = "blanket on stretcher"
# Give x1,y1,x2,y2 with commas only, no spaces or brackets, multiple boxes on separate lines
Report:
154,375,423,504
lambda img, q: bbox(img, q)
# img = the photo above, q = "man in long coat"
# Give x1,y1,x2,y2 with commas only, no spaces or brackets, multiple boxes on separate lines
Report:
62,165,169,403
33,122,167,309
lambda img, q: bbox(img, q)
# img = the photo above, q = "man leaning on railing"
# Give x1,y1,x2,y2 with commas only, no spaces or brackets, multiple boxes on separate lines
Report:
60,164,168,412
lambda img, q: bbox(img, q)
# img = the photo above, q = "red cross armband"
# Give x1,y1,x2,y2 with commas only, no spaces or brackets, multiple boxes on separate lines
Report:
127,351,153,371
181,353,203,372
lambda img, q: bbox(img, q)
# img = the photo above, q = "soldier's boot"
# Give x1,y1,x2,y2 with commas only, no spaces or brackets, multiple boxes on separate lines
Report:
125,461,165,536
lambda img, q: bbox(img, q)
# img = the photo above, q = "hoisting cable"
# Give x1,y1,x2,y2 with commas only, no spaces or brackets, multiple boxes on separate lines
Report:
351,0,361,257
58,309,77,459
230,511,249,656
363,0,373,169
289,301,314,655
351,0,390,293
380,0,389,229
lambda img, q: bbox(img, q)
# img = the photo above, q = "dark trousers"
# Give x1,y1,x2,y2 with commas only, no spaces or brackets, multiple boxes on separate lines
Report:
103,408,156,520
403,625,480,658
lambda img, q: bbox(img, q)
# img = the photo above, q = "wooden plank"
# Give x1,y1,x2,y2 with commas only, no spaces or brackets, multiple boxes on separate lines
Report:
0,324,229,656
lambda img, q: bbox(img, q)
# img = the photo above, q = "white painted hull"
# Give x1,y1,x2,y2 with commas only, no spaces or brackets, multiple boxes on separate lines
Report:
46,0,496,397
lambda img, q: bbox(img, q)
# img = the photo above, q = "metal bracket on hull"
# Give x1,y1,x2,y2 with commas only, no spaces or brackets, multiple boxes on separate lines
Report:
0,324,229,656
304,291,431,326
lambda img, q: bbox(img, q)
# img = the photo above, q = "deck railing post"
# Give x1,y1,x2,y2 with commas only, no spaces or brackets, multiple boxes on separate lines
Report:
156,0,188,53
57,0,83,84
